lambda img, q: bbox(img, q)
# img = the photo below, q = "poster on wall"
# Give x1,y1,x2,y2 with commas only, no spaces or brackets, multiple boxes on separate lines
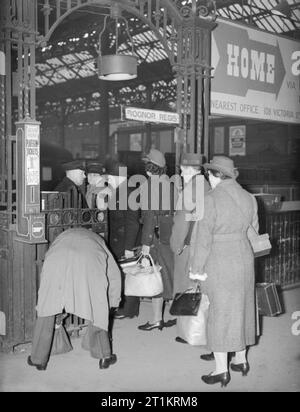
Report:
130,133,142,151
214,126,225,154
25,124,40,186
211,19,300,124
229,125,246,156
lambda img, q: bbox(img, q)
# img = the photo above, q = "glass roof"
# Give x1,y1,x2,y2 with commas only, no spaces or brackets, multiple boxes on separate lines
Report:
35,0,300,89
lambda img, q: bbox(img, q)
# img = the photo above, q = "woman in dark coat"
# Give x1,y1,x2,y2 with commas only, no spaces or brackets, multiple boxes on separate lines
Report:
189,156,259,387
138,149,176,331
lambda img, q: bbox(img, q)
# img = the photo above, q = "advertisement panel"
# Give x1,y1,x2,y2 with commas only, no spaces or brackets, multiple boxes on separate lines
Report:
211,19,300,124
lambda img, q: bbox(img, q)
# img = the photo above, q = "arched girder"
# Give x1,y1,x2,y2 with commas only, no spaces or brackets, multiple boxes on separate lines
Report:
38,0,182,65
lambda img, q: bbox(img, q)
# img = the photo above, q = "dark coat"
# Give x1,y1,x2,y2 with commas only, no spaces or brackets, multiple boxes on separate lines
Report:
108,182,141,259
140,176,176,300
55,177,88,208
36,228,121,331
170,175,210,295
189,178,259,352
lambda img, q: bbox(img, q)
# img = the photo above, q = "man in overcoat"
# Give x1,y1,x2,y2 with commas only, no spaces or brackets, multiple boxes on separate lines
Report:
104,159,141,319
54,159,88,208
27,228,121,370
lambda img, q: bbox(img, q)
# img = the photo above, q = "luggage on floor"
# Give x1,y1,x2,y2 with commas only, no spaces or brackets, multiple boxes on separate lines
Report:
256,282,282,317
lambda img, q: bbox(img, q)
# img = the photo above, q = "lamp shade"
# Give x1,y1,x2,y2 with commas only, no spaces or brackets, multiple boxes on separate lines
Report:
98,54,137,81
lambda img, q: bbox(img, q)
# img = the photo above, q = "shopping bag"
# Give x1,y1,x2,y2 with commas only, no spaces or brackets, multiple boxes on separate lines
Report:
247,226,272,258
176,293,209,346
169,285,202,316
256,282,282,316
51,324,73,355
124,254,163,297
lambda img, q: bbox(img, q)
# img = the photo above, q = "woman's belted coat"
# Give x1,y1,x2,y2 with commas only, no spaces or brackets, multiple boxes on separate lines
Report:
189,178,259,352
36,228,121,331
170,175,210,295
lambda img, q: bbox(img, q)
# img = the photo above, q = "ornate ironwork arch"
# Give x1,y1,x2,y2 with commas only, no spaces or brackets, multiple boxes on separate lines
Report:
38,0,182,65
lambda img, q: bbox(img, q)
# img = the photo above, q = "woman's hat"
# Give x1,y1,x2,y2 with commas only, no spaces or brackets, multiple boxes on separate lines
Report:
105,159,127,176
142,149,166,168
86,162,105,175
204,156,239,179
180,153,205,167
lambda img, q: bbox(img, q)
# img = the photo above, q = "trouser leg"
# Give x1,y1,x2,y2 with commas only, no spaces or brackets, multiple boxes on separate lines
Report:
87,323,111,359
117,296,140,317
31,316,55,365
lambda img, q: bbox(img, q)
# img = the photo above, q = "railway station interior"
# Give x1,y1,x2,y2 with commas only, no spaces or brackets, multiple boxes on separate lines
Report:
0,0,300,392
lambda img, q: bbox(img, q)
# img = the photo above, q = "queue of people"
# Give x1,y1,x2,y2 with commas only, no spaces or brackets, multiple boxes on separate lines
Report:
28,150,259,388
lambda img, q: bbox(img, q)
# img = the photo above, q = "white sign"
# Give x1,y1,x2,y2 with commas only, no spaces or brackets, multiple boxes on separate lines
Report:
211,19,300,124
229,125,246,156
123,106,180,125
0,51,5,76
25,124,40,186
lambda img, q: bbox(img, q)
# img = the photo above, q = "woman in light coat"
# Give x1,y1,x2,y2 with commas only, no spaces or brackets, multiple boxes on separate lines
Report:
27,228,121,371
189,156,259,387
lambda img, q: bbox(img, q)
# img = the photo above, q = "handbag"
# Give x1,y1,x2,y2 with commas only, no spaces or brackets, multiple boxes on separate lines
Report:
51,323,73,356
227,192,272,258
256,282,282,316
176,293,209,345
123,254,163,297
169,284,202,316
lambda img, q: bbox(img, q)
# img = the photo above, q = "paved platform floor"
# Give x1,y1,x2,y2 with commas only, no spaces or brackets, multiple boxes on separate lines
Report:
0,288,299,392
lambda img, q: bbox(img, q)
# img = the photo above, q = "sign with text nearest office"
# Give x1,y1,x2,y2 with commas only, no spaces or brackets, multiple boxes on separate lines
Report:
123,106,180,125
211,19,300,124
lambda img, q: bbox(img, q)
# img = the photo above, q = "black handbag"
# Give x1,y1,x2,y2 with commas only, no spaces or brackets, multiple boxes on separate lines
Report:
170,285,202,316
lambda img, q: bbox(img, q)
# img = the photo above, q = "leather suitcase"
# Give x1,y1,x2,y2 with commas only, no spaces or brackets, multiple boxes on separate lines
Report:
256,283,282,317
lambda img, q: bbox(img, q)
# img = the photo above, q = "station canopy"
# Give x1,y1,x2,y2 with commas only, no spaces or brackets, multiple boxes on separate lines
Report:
35,0,300,126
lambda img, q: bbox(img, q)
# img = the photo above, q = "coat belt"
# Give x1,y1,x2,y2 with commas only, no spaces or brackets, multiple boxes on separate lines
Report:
213,233,246,242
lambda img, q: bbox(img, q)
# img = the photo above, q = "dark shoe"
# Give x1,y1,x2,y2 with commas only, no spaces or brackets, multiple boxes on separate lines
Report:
164,319,177,328
27,356,47,371
114,314,136,319
200,352,214,361
230,362,250,376
201,371,231,387
99,354,117,369
175,336,188,344
138,321,163,331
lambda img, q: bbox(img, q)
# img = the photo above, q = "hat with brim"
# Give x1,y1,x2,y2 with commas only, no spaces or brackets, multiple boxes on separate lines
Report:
180,153,205,167
87,162,105,175
204,156,239,179
142,149,166,168
62,160,85,171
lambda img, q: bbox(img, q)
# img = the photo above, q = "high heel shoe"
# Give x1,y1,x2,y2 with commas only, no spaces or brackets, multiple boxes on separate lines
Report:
138,321,163,331
201,371,231,387
230,362,250,376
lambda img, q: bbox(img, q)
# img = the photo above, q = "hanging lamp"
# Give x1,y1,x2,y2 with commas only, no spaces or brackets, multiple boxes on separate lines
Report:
97,3,138,81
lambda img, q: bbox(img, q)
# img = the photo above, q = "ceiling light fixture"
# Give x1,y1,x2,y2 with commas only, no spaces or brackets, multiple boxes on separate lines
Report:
273,0,292,18
97,2,138,81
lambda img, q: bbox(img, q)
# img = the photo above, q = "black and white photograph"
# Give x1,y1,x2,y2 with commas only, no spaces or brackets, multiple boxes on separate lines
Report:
0,0,299,395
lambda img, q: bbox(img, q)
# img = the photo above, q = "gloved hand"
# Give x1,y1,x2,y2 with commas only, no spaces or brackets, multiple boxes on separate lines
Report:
141,244,150,256
189,271,208,282
124,249,135,259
